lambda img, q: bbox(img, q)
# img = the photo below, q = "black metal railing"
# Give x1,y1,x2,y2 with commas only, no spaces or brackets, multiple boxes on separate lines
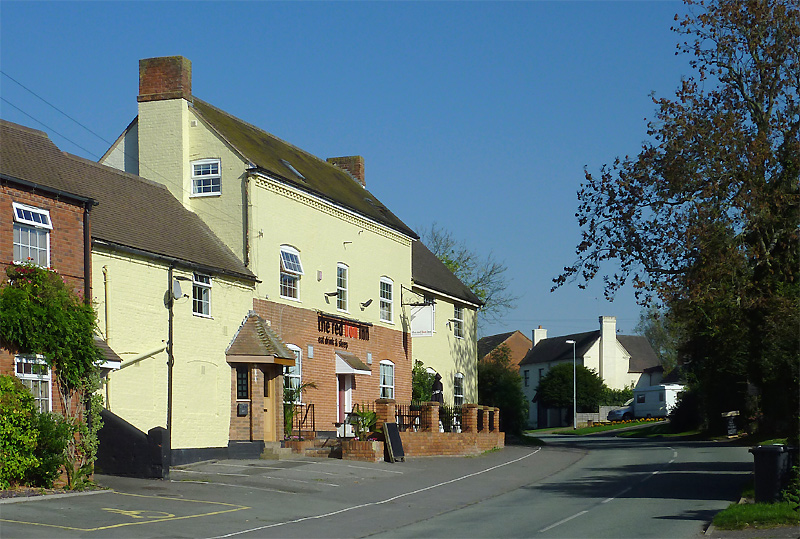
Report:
440,404,463,433
396,401,423,432
291,403,315,438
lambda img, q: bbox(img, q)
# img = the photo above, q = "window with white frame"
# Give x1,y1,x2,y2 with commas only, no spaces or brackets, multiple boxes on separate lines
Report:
380,360,394,399
284,344,302,403
379,277,393,323
279,245,303,300
15,355,51,413
453,373,464,406
191,159,221,196
12,202,52,267
453,305,464,338
336,263,348,311
192,273,211,316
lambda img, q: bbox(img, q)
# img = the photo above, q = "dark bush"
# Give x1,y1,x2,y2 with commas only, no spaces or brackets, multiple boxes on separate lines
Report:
0,375,39,487
668,386,702,431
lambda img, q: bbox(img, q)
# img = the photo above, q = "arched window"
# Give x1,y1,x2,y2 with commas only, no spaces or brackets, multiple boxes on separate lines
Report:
453,373,464,406
284,344,302,403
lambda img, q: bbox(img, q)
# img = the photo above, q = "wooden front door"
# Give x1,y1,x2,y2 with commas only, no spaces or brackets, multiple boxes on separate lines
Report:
263,366,278,442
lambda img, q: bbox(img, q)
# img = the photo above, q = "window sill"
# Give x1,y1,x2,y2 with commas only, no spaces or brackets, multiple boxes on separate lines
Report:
190,192,222,198
279,295,302,303
193,313,214,320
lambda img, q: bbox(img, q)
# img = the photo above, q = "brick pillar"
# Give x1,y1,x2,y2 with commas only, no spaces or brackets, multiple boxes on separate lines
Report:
375,398,396,430
422,402,440,431
462,404,479,432
493,407,501,432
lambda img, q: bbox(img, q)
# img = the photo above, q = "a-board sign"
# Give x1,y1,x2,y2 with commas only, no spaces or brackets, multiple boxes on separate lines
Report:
382,422,404,463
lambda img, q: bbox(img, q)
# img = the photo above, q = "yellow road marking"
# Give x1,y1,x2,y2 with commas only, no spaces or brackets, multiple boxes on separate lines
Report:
0,490,250,532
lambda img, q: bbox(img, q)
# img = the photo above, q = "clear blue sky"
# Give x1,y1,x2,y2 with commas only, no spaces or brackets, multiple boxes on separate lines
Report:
1,1,691,339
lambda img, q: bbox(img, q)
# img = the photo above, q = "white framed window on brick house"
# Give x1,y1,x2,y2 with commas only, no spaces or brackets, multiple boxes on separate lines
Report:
379,360,394,399
336,263,348,311
192,273,211,317
12,202,51,267
379,277,393,323
453,305,464,339
191,159,221,196
279,245,303,300
284,344,302,403
453,373,464,406
15,354,52,413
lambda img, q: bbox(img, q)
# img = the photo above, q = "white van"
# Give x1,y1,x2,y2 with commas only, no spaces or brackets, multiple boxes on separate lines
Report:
632,384,684,419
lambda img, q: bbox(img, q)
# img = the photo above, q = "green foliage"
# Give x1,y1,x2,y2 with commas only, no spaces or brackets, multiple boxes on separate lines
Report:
0,263,104,489
27,411,70,488
411,360,435,402
554,0,800,438
351,406,377,441
536,363,605,413
0,264,103,395
635,306,683,374
668,384,704,432
712,502,800,530
600,385,633,407
0,375,39,488
782,465,799,510
478,344,528,435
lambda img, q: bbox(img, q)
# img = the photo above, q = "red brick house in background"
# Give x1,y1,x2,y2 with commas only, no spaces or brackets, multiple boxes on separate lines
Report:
1,123,96,415
478,330,532,367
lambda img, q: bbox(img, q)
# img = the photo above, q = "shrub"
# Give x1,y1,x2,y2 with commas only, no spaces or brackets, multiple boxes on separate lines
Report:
27,411,71,488
0,375,39,488
669,386,703,431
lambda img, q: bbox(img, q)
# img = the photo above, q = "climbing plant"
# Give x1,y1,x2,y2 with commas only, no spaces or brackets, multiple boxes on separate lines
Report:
0,263,103,488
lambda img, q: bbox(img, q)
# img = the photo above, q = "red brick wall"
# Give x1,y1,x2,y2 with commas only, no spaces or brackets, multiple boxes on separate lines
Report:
254,299,411,432
1,184,87,418
138,56,192,103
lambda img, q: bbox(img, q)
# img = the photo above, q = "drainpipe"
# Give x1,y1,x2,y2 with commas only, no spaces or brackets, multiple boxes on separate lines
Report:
244,170,253,268
167,264,175,436
102,266,110,344
83,202,93,304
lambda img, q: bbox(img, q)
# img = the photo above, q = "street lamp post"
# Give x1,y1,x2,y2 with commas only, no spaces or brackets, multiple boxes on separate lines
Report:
566,339,577,429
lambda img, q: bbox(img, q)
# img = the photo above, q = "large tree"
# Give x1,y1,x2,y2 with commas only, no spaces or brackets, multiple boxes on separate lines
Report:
554,0,799,436
419,223,516,324
478,344,528,435
536,363,606,416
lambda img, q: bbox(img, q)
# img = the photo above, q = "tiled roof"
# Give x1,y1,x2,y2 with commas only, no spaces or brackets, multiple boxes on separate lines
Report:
519,331,599,366
190,98,418,240
617,335,661,373
226,312,294,360
411,241,483,306
0,120,255,281
477,331,517,359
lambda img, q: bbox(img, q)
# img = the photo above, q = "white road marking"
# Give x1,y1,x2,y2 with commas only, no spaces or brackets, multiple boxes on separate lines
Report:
206,449,542,538
538,511,589,532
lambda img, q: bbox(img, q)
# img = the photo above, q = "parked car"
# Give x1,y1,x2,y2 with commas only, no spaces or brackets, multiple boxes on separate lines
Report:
607,399,634,421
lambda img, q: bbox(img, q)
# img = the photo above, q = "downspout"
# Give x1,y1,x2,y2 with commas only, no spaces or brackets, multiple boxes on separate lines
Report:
102,266,110,344
244,170,252,268
83,202,94,304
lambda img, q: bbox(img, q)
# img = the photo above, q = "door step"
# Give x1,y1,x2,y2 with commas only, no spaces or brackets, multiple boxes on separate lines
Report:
260,441,294,460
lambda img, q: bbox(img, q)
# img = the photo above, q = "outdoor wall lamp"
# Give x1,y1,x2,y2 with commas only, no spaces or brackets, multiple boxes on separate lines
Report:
360,299,373,309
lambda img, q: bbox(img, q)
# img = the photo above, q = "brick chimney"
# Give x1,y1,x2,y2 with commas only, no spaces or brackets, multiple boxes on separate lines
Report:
327,156,365,187
138,56,192,103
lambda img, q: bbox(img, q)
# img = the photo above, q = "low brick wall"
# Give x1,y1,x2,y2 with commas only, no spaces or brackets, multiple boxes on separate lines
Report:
399,430,504,457
342,439,384,462
283,439,316,454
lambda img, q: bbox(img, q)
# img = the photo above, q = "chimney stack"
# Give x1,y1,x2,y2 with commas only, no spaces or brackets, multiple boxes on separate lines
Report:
138,56,192,103
327,156,365,187
532,325,547,347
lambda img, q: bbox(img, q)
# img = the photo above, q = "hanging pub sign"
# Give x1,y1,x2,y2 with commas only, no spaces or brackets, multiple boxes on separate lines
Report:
317,313,370,349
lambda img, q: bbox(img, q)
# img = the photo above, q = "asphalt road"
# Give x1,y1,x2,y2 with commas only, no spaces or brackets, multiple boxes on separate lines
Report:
0,435,754,538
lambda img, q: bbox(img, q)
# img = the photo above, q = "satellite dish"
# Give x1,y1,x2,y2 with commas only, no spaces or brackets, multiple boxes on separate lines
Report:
172,280,183,300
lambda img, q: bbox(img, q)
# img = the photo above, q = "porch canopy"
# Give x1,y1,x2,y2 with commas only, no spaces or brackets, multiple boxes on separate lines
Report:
335,351,371,375
226,312,295,366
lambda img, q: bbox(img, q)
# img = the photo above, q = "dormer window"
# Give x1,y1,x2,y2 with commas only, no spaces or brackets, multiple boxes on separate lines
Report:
191,159,221,196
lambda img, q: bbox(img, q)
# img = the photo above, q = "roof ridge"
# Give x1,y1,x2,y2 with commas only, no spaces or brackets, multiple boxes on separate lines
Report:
190,96,352,182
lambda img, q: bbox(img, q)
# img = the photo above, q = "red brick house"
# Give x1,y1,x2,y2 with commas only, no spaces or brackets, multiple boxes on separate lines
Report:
1,121,97,415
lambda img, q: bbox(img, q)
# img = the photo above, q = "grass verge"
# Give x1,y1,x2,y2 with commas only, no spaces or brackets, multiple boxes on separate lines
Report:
712,501,799,530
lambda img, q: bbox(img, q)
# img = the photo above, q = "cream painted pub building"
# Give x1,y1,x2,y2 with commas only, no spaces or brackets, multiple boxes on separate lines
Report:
102,56,480,447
